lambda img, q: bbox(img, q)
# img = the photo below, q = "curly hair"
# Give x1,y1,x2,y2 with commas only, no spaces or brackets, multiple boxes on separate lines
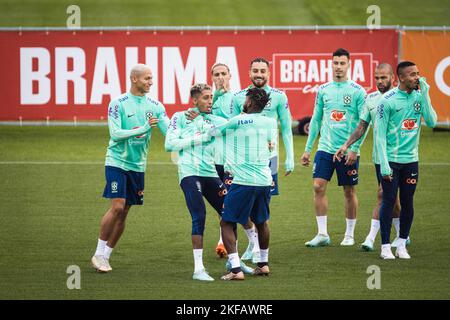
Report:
245,87,270,112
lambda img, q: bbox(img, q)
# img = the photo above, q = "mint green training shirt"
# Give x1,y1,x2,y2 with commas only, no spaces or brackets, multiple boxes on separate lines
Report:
210,113,278,187
105,93,169,172
305,80,367,155
375,78,437,176
360,90,383,164
230,85,294,172
212,90,234,165
165,109,227,183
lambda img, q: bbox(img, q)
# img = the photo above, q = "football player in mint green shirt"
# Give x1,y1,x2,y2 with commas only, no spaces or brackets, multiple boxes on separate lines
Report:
333,63,404,251
165,83,252,281
210,63,261,262
301,49,367,248
209,87,277,280
91,64,170,273
230,58,295,191
375,61,437,260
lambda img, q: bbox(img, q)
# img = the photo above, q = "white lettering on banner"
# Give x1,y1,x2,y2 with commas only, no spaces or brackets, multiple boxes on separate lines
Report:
273,53,374,92
352,59,365,82
435,56,450,96
145,47,159,100
20,47,51,104
163,47,207,104
90,47,121,104
125,47,138,93
55,47,86,104
19,46,240,106
214,47,241,92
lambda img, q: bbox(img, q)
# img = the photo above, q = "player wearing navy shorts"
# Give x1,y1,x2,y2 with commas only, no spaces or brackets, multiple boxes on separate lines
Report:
91,64,170,272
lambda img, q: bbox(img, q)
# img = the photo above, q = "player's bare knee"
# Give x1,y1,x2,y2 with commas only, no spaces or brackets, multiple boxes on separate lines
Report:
343,186,356,199
313,182,326,196
110,200,126,216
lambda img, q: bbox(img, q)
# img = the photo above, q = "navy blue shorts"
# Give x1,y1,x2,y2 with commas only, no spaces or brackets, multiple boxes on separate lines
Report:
223,184,271,225
103,166,145,205
219,157,278,195
180,176,227,235
313,150,360,186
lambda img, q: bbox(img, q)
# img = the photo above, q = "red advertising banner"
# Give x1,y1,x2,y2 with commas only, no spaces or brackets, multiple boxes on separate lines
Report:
0,29,398,121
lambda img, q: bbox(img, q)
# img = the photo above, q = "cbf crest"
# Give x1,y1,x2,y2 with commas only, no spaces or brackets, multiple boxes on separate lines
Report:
414,101,421,112
146,111,153,120
343,94,352,106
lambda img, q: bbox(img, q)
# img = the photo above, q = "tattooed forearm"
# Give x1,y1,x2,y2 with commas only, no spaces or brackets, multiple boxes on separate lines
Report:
345,120,369,148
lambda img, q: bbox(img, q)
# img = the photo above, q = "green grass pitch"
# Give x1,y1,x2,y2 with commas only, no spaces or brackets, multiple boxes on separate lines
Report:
0,126,449,299
0,0,449,27
1,0,449,301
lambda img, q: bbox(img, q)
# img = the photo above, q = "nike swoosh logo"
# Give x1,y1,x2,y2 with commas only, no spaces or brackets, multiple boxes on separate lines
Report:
219,184,224,188
411,173,418,176
395,109,401,112
353,177,358,181
127,114,135,118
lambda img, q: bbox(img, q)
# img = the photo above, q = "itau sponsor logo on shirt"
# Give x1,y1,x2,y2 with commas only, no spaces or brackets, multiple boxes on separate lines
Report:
330,110,346,122
401,119,418,130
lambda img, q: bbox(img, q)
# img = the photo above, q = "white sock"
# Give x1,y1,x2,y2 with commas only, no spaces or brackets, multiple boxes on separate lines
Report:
345,218,357,238
104,245,113,260
259,249,269,263
316,216,328,236
392,218,400,238
193,249,204,273
245,227,260,252
398,238,407,248
367,219,380,242
228,252,240,269
95,239,107,256
218,227,223,245
381,243,392,251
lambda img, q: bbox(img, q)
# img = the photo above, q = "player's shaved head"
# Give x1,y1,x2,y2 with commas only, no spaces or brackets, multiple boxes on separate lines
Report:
130,64,151,78
376,63,394,75
129,64,153,96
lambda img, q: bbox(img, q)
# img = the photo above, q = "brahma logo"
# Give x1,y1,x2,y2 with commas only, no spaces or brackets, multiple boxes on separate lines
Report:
272,53,376,93
401,119,418,130
330,110,346,122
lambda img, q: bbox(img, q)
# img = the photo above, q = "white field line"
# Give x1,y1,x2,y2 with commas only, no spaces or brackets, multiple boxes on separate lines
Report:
0,161,449,166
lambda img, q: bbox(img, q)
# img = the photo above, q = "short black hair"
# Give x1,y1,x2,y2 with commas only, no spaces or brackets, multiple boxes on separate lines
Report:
250,57,270,69
396,61,416,77
246,87,270,112
332,48,350,59
190,83,211,98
